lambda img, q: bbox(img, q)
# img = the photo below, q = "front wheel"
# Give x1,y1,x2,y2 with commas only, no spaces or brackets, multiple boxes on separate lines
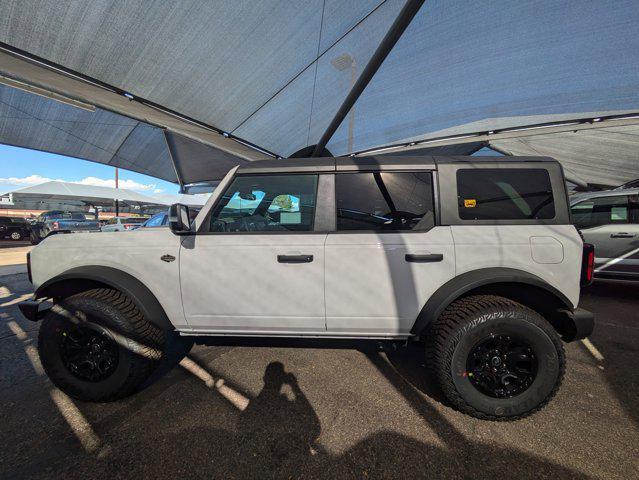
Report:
38,288,165,402
10,231,22,241
425,295,565,421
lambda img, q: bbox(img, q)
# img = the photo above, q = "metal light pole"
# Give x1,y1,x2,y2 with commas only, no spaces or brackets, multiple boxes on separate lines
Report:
312,0,426,157
114,167,119,217
331,53,357,153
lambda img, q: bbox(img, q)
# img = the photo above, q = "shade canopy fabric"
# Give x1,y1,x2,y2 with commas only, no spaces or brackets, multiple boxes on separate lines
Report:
1,181,209,207
1,181,162,206
0,0,638,187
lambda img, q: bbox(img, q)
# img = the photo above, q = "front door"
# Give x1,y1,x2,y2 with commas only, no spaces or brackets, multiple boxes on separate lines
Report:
324,171,455,336
180,173,326,334
572,194,639,276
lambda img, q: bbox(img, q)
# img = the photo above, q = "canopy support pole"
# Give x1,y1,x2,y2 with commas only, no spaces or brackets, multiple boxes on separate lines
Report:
163,130,185,193
311,0,426,157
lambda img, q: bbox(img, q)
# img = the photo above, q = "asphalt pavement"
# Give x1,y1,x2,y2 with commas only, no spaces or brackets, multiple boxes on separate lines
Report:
0,269,637,479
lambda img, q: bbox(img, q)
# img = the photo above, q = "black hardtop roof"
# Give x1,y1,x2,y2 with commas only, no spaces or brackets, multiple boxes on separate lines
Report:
236,155,558,174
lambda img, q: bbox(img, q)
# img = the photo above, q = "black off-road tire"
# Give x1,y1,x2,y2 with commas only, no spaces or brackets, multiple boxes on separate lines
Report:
425,295,565,421
38,288,164,402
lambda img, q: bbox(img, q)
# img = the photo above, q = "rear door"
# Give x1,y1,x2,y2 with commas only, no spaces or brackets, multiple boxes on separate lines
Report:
324,170,455,337
572,194,639,276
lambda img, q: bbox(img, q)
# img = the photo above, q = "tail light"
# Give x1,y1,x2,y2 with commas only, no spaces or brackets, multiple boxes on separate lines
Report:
581,243,595,286
124,224,134,230
52,221,59,230
26,251,32,283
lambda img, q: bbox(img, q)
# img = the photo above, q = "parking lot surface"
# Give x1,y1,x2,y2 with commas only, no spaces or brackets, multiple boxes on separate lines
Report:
0,241,30,276
1,267,638,479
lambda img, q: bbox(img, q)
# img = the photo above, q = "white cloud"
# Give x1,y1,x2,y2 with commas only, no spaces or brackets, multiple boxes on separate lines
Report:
0,174,158,192
0,174,53,186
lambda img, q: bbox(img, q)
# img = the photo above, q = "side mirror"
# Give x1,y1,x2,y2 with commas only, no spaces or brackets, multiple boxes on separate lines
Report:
168,203,191,234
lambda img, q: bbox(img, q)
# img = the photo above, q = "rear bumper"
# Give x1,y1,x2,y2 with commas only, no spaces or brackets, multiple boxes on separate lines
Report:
559,307,594,342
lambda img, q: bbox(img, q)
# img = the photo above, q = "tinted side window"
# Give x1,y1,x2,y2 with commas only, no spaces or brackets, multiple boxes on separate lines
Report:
457,169,555,220
335,172,434,231
209,174,318,232
571,195,635,229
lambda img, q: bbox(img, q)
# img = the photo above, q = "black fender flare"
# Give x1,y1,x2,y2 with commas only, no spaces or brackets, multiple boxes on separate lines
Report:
410,267,573,335
35,266,173,331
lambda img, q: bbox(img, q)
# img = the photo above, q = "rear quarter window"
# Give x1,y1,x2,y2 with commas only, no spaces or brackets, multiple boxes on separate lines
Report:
457,168,555,220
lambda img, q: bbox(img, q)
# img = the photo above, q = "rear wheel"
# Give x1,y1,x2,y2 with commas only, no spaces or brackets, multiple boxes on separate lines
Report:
425,295,565,420
38,288,164,402
10,231,22,241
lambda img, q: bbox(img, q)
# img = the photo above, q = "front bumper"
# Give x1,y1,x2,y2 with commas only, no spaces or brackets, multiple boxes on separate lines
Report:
18,297,50,322
559,307,594,342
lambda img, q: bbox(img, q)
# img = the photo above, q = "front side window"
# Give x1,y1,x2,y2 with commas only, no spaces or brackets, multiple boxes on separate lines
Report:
457,169,555,220
335,172,435,231
571,195,637,229
209,174,318,232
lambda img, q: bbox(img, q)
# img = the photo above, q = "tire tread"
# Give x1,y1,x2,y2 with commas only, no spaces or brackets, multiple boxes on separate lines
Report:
425,294,565,421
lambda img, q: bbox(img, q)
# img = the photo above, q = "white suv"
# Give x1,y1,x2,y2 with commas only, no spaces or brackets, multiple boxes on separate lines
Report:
20,156,594,420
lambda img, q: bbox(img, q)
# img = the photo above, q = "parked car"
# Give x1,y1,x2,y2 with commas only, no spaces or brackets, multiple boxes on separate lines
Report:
137,211,168,228
0,216,31,241
29,210,101,244
21,156,594,421
100,216,147,232
571,187,639,279
135,208,199,229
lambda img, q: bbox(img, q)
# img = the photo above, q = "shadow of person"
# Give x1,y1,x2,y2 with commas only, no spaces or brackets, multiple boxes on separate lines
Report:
232,361,321,478
28,357,594,480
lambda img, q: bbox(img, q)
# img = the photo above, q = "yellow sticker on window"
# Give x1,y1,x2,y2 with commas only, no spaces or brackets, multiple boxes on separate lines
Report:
464,199,477,208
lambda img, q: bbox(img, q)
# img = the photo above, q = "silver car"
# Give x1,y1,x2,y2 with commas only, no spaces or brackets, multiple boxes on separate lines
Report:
100,216,146,232
571,188,639,279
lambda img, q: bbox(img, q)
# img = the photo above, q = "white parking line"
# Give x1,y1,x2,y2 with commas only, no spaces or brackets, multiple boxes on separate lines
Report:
180,357,249,411
7,320,28,340
49,389,102,453
581,338,604,362
1,293,34,307
8,320,104,454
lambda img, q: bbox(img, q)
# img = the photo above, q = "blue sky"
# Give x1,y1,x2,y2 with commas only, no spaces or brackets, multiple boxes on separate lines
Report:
0,144,179,195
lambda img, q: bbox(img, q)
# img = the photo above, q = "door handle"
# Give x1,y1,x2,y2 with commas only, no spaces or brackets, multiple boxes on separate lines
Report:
610,232,635,238
277,254,313,263
405,253,444,263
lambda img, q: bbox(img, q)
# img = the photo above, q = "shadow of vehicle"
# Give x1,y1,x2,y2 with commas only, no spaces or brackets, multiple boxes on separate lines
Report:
40,360,590,480
580,279,639,426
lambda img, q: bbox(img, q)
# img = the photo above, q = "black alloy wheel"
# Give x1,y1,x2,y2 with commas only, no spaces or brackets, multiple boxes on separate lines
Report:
58,323,120,382
466,334,538,398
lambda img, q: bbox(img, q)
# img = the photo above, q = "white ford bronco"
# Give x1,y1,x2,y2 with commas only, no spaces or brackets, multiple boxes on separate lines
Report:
20,156,595,420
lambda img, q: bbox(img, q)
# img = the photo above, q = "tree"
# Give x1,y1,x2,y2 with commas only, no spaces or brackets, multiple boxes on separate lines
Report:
272,194,293,211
